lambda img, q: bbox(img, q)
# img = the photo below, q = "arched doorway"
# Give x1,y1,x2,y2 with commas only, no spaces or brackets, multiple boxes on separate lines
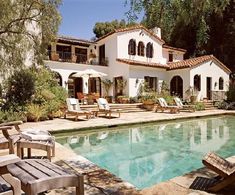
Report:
68,72,83,98
170,76,183,97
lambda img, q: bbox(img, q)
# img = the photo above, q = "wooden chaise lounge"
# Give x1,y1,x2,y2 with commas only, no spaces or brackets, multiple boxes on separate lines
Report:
96,98,121,119
190,152,235,192
0,121,55,161
154,98,179,114
174,97,195,112
65,98,91,121
0,154,84,195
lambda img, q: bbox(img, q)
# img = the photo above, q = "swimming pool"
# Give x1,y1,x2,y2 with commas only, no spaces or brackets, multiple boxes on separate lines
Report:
56,115,235,189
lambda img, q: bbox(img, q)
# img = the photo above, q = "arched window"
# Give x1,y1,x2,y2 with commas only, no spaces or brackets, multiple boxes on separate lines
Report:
219,77,224,90
128,39,136,55
137,41,145,56
194,75,201,91
146,42,153,58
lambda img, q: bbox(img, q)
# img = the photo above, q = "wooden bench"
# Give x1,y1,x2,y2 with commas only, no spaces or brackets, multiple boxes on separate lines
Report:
5,158,84,195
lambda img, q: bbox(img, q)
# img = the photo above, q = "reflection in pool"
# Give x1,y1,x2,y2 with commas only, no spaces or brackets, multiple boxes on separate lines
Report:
56,115,235,189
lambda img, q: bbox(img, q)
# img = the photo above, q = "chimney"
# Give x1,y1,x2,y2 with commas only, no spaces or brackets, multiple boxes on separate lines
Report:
152,27,161,39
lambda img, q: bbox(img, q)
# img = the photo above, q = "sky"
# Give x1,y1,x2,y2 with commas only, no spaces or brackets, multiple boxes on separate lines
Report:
58,0,136,40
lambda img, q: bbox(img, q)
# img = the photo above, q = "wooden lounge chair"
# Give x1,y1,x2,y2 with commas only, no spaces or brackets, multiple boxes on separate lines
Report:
0,154,84,195
0,121,55,161
0,121,25,154
0,155,21,195
190,152,235,192
174,97,195,112
96,98,121,119
154,98,179,114
65,98,91,121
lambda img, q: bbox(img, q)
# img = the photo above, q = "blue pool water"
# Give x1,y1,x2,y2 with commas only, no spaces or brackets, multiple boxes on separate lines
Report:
56,115,235,189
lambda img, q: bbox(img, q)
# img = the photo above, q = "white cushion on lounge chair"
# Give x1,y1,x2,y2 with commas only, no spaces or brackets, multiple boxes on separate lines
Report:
174,97,184,107
98,98,110,110
21,129,53,141
69,98,77,105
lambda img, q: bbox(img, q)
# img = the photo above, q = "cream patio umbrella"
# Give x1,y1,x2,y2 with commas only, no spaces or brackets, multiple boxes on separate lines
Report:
72,69,107,96
72,69,107,78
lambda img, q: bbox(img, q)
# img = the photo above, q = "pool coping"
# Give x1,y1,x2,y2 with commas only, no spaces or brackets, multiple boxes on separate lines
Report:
50,110,235,135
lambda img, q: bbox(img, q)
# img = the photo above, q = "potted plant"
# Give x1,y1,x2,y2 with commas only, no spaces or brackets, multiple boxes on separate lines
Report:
185,86,199,103
141,92,157,110
117,95,130,104
101,79,113,103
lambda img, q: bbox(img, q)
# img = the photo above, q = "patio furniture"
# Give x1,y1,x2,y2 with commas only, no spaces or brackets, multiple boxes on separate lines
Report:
96,98,121,119
77,92,85,104
190,152,235,192
154,98,179,114
65,98,91,120
0,155,21,195
0,121,55,161
0,154,84,195
174,97,195,112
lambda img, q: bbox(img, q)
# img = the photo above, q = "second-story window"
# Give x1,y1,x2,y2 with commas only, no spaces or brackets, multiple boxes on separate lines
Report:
138,41,145,56
146,42,153,58
99,44,106,65
169,53,173,62
128,39,136,55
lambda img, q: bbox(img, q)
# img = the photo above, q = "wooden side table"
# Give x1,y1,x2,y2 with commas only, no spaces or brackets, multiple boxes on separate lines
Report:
17,138,55,161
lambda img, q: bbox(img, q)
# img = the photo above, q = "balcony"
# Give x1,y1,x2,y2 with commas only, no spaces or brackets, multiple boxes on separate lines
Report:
48,51,108,66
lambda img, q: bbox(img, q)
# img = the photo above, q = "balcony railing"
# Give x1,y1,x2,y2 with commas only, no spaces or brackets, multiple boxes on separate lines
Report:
47,51,108,66
75,53,87,64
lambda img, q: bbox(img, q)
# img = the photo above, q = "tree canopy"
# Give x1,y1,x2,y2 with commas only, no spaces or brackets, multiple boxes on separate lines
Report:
93,19,137,39
0,0,61,73
126,0,234,71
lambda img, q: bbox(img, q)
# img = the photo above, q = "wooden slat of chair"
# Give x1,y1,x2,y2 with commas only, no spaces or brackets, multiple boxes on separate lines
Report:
26,160,60,177
34,160,69,175
6,163,36,184
16,161,50,179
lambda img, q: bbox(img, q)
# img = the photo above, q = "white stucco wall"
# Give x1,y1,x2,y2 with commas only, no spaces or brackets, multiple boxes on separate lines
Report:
166,68,190,99
116,29,164,64
96,34,130,96
128,66,167,97
162,49,184,63
190,60,230,100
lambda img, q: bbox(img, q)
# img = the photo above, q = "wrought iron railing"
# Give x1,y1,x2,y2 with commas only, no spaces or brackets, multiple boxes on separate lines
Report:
47,51,108,66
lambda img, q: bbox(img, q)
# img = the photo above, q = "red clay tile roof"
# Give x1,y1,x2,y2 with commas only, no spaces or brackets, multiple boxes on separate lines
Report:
163,45,186,53
116,58,169,69
167,55,231,73
117,55,231,73
57,35,94,45
96,25,165,44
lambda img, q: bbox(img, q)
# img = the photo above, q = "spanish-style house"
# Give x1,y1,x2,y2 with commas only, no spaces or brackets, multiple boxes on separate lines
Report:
45,25,231,101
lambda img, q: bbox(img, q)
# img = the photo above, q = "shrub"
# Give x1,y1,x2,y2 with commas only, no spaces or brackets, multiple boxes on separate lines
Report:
226,81,235,102
194,102,205,111
0,110,26,123
4,69,35,110
26,104,46,122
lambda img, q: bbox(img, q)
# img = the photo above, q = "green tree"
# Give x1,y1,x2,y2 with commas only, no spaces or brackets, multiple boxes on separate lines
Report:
0,0,61,72
126,0,232,60
93,19,137,38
